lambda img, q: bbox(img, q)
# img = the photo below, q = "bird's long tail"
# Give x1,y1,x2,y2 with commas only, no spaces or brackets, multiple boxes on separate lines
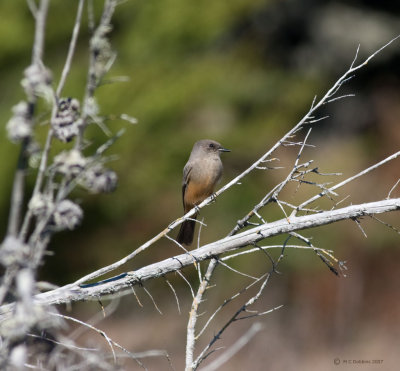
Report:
177,215,197,245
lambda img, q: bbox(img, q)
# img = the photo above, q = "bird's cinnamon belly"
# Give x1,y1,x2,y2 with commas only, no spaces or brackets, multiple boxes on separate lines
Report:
184,178,217,210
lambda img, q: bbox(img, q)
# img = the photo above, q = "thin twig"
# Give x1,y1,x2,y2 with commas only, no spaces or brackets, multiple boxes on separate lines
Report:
176,270,195,299
56,0,85,97
221,244,331,261
48,311,149,368
387,178,400,199
165,278,181,314
142,286,163,315
200,323,263,371
218,260,259,281
50,313,117,363
195,274,268,342
19,130,53,241
369,215,400,235
294,150,400,215
193,273,275,369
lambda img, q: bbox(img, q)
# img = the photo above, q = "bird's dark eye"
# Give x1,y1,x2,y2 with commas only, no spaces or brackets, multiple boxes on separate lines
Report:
209,143,215,148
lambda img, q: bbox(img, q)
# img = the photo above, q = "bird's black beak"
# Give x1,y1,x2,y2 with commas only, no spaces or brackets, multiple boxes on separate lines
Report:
218,147,230,153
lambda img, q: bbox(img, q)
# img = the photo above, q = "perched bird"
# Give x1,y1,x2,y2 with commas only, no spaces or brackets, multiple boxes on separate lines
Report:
177,139,230,245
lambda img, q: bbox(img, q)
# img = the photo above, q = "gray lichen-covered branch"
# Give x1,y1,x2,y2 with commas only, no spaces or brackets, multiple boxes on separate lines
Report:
3,197,394,310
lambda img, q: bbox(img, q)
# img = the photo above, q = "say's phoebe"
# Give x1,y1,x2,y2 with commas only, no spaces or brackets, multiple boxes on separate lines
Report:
177,139,230,245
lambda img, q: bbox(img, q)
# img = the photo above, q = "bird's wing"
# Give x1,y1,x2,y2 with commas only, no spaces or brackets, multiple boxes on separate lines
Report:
182,163,192,206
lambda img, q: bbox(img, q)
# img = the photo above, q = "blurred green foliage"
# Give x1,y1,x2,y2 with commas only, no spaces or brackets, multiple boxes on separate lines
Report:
0,0,399,284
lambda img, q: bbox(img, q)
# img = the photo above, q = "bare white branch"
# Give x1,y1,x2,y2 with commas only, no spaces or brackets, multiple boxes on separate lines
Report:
1,197,394,310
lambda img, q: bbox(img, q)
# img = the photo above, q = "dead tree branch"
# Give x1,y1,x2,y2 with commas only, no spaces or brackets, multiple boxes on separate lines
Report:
0,197,394,312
